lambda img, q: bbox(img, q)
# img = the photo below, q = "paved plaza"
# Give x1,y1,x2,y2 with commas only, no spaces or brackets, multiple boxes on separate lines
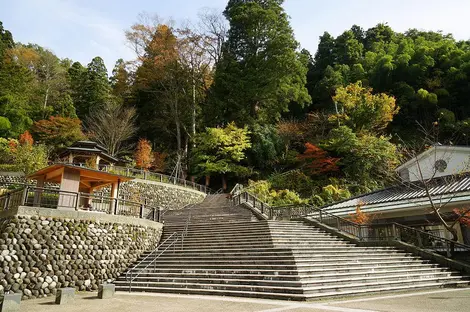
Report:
19,288,470,312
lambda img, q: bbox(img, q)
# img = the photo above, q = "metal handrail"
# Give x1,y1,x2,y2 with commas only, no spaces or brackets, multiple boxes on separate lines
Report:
126,204,193,291
181,210,192,250
232,189,470,259
0,187,26,212
232,190,273,218
126,232,181,291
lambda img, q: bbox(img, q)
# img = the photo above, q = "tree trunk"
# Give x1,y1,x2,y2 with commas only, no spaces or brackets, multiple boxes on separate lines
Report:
205,175,210,187
222,175,227,191
43,86,50,118
192,75,196,148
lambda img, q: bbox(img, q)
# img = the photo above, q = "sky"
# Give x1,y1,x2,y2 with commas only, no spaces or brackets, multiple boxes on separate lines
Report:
2,0,470,73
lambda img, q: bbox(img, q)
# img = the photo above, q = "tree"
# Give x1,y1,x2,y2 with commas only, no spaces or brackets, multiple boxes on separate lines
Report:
193,122,251,189
31,116,85,149
331,82,399,132
75,57,110,119
208,0,311,126
349,203,376,224
323,126,400,191
9,131,48,174
298,143,340,176
13,44,74,119
110,58,131,100
135,138,153,170
129,23,192,157
85,99,136,157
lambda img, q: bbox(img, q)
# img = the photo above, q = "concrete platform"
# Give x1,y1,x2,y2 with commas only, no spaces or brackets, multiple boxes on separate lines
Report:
17,288,470,312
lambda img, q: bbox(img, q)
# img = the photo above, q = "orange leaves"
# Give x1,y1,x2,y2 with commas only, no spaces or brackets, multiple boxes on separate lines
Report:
135,138,153,170
31,116,84,147
349,203,375,224
453,208,470,227
152,151,167,173
19,130,33,146
298,142,340,175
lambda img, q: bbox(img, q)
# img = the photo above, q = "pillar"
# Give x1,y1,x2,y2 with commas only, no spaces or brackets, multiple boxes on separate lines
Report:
67,153,74,164
58,167,80,210
109,181,119,214
33,175,45,207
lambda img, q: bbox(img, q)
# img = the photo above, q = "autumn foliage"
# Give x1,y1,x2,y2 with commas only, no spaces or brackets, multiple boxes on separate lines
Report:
135,138,153,170
19,130,34,146
152,151,167,173
349,204,375,224
298,143,340,175
31,116,85,148
453,208,470,227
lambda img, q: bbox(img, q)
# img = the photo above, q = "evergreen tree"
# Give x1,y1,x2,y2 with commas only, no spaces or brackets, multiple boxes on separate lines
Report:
208,0,310,127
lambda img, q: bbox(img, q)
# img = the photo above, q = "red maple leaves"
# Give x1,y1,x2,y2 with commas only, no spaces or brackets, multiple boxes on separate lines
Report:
298,143,340,175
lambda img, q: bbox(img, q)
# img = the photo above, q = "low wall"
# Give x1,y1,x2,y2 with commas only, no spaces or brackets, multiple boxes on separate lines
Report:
0,206,163,299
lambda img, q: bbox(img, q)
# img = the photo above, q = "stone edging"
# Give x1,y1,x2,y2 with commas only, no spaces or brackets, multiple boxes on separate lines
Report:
1,206,163,230
132,178,206,195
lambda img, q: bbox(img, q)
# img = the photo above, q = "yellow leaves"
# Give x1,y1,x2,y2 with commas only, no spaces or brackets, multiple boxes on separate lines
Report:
331,81,399,132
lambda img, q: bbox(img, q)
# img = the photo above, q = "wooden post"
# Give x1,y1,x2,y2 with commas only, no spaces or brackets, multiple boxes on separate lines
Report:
110,181,118,214
391,224,397,240
3,193,10,210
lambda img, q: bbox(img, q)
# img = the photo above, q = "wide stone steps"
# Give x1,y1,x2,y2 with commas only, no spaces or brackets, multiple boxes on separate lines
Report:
116,200,469,301
303,276,465,294
304,280,468,300
115,277,303,287
115,285,306,300
149,253,412,261
133,256,421,266
117,267,452,281
116,280,305,294
116,271,460,290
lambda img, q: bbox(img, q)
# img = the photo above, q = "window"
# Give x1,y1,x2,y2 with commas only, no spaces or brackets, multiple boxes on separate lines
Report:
434,159,447,173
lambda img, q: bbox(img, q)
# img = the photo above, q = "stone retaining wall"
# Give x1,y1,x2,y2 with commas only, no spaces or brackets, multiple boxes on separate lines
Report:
120,179,206,210
0,206,163,300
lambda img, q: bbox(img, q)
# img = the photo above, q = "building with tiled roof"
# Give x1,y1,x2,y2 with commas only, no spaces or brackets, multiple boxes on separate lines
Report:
319,145,470,244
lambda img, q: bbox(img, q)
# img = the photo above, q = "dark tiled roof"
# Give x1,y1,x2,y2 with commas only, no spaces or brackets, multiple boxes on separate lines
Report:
321,175,470,216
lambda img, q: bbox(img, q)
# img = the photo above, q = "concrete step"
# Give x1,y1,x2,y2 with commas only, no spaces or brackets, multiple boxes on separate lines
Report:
134,255,421,266
115,277,304,287
303,276,467,294
303,280,469,300
115,280,305,294
115,285,306,300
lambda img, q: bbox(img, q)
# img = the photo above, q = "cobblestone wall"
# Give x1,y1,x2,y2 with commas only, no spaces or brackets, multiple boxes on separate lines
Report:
0,207,163,299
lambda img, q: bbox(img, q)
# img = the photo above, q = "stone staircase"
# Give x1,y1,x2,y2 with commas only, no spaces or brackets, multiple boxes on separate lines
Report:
114,195,468,300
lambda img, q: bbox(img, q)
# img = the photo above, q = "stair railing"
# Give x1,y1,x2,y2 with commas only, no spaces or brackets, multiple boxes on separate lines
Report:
271,202,470,259
0,187,27,212
126,232,180,292
232,189,273,219
232,190,470,259
181,210,191,250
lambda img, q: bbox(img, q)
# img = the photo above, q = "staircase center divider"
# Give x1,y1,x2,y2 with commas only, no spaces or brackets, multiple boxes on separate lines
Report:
231,188,470,259
126,207,192,291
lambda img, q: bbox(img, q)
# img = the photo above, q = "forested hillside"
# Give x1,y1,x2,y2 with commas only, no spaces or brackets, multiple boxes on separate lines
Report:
1,0,470,206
